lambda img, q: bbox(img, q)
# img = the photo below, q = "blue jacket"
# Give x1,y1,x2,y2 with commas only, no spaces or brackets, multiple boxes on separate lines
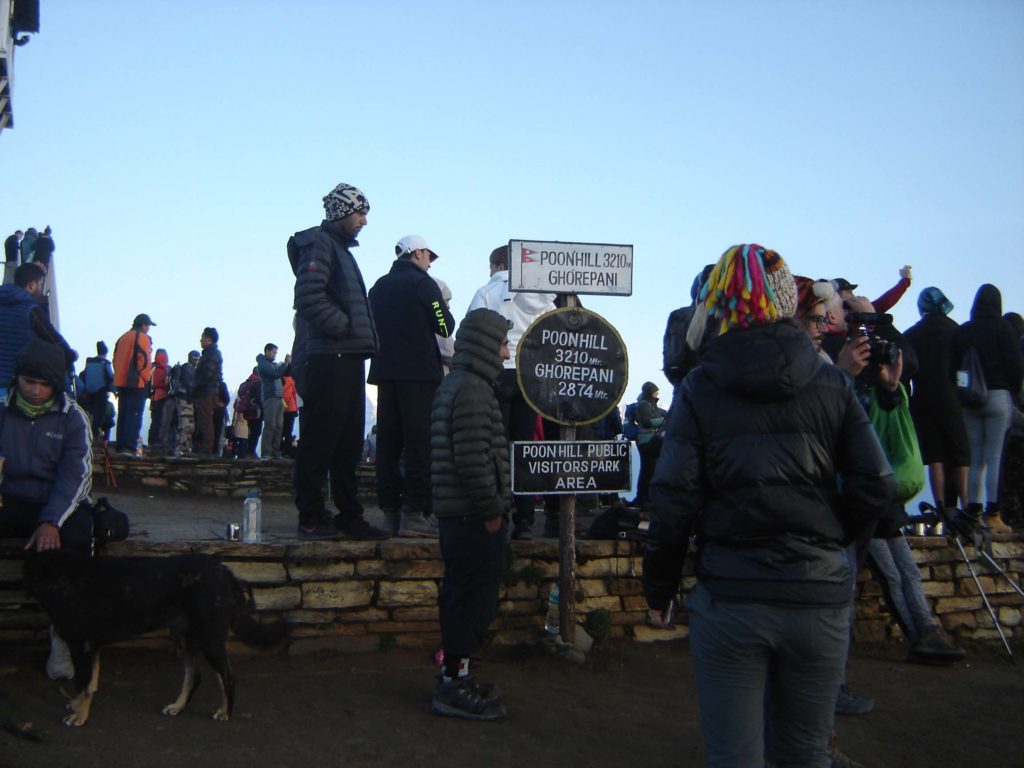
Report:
0,284,37,387
0,392,93,528
256,353,290,399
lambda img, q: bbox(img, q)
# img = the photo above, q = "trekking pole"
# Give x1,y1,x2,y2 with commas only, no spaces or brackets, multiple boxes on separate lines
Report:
102,440,119,490
924,503,1015,663
976,550,1024,599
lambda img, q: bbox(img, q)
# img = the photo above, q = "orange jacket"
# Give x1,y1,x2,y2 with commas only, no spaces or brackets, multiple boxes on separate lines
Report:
112,328,153,389
282,375,298,412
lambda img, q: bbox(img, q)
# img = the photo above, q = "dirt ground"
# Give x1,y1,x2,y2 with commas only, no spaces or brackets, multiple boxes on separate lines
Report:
2,639,1022,768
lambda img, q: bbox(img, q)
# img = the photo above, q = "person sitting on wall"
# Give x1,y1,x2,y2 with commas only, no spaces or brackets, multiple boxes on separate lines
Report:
0,339,94,682
0,338,93,555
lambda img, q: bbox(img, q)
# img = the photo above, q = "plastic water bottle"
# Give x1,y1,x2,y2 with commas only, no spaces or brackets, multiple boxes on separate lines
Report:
242,488,262,544
135,436,144,457
544,584,560,635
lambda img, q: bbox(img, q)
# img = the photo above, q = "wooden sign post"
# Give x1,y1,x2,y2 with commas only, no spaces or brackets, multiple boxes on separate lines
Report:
515,296,630,644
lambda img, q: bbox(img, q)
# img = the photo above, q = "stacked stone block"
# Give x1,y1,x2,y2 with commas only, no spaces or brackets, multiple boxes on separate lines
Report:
1,536,1022,653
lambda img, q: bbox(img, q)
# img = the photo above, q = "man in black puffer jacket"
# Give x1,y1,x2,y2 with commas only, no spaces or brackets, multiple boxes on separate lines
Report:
643,245,896,767
288,183,386,541
430,308,512,722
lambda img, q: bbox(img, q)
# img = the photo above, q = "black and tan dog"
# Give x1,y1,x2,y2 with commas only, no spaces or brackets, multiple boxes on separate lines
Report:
24,551,286,726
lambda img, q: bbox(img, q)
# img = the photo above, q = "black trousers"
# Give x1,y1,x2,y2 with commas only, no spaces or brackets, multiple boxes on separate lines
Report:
438,515,507,659
374,380,439,514
213,406,227,455
84,390,110,438
247,417,262,458
0,496,94,555
636,435,663,507
115,388,147,453
293,354,366,525
281,411,297,456
496,369,539,526
148,398,166,447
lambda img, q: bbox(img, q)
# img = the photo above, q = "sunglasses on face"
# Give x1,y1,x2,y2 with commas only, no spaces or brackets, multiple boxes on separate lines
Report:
805,315,828,326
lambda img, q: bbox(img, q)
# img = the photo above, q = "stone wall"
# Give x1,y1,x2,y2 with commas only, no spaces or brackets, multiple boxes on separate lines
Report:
91,449,374,499
2,535,1022,653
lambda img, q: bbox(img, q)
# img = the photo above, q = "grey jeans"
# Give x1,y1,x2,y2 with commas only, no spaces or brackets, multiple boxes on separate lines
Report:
261,396,285,458
867,535,934,641
964,388,1013,505
686,583,849,768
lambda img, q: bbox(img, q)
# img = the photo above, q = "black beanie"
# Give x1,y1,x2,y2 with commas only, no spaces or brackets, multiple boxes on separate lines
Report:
15,339,67,391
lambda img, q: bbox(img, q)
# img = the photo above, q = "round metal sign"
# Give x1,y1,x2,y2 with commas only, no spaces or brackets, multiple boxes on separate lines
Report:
516,307,629,426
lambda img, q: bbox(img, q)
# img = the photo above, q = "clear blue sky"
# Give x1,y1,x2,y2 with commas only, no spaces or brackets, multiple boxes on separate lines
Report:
3,0,1022,414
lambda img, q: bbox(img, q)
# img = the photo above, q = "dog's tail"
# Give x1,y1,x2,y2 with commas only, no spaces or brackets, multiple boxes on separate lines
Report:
230,577,288,648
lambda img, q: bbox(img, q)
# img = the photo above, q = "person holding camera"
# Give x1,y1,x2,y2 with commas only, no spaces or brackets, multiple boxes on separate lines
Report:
823,279,918,393
644,246,895,766
799,280,965,666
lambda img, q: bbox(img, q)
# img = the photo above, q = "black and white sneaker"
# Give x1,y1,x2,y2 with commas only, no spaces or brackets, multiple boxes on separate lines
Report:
397,508,439,538
908,626,966,664
335,516,390,541
297,515,341,540
431,678,506,721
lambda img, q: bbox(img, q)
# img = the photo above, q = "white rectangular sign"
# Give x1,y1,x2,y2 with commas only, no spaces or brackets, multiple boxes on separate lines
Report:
508,239,633,296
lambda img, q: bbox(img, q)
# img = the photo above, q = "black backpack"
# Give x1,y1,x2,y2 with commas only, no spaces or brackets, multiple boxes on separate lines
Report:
623,403,639,441
166,363,182,398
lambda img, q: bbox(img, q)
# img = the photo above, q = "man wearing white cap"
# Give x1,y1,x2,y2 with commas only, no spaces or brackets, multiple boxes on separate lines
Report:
367,235,455,536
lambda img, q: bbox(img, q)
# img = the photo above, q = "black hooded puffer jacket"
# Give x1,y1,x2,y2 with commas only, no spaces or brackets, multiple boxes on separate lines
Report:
959,284,1023,394
430,309,513,521
643,320,896,610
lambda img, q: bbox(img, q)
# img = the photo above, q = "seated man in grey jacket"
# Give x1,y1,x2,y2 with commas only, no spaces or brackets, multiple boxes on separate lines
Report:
0,338,93,554
0,338,94,681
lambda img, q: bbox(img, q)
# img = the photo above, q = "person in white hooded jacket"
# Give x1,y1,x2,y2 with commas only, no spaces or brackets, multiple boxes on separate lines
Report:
467,245,555,539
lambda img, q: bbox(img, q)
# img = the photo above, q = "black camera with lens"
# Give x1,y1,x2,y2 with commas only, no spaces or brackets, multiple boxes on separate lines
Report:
844,311,900,366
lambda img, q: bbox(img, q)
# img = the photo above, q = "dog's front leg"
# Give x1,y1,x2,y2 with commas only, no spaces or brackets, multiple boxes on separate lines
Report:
64,652,100,727
162,653,199,716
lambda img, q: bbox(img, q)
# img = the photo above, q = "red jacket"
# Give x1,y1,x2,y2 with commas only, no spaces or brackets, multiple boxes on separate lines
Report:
151,350,170,402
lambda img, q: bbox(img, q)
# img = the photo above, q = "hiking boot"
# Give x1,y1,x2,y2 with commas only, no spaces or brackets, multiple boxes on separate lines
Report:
828,731,865,768
297,516,341,540
834,684,874,716
397,508,438,538
431,678,506,721
382,507,401,536
46,626,74,680
951,503,984,539
984,503,1014,537
335,516,390,541
511,524,533,541
909,626,966,664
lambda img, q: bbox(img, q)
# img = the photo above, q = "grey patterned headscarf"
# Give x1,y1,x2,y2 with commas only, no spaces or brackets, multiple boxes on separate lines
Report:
322,183,369,221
